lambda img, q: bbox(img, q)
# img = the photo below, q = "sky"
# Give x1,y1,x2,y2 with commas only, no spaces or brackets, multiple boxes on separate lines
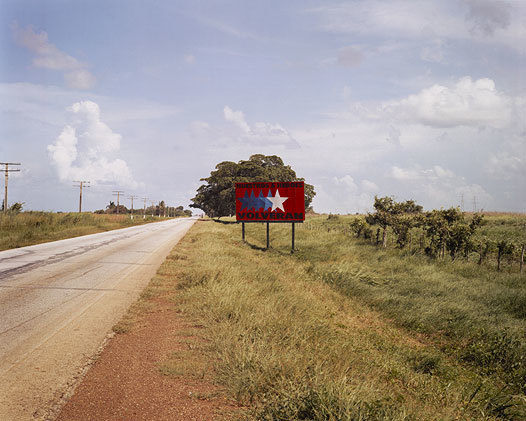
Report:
0,0,525,213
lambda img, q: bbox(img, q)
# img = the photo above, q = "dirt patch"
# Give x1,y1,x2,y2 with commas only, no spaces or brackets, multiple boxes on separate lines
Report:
57,295,241,421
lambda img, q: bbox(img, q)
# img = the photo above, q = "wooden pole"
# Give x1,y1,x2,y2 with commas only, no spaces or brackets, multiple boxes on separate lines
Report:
3,166,6,212
1,163,21,212
242,222,245,242
79,182,82,212
266,222,269,249
74,181,90,213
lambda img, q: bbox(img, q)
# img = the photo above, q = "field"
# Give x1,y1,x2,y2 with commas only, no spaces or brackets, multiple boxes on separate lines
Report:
0,212,162,251
151,214,526,420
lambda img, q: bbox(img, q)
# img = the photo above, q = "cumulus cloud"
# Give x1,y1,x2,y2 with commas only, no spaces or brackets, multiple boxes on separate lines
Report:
333,174,358,191
47,101,137,187
337,45,364,67
361,179,379,192
391,165,454,181
390,77,511,128
223,106,300,149
317,175,381,213
224,106,250,133
390,164,491,209
12,24,96,90
487,152,525,179
64,69,96,90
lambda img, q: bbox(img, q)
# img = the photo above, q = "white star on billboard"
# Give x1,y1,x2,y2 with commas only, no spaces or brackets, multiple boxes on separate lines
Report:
269,189,288,212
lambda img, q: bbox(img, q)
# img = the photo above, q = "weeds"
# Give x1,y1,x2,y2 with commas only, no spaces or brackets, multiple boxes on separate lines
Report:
0,211,159,251
167,219,525,419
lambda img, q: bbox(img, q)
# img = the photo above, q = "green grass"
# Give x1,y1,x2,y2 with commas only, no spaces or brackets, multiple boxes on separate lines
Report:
161,218,525,420
0,211,163,251
300,216,526,394
475,213,526,243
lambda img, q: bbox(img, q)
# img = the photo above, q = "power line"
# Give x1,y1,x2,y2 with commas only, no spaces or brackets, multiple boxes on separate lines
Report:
73,181,90,213
112,190,124,214
0,162,21,213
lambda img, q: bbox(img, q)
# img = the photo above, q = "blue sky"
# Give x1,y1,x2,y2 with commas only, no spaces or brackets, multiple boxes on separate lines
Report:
1,0,525,213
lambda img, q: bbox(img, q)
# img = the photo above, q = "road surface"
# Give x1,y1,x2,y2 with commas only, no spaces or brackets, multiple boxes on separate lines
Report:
0,217,196,420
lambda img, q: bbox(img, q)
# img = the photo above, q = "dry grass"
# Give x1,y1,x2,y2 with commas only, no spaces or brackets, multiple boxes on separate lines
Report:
161,220,524,420
0,212,163,251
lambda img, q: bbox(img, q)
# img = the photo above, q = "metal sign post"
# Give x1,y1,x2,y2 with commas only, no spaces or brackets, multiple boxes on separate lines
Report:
291,222,295,253
235,181,304,252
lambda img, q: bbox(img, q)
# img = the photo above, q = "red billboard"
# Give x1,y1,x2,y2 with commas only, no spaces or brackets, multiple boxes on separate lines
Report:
235,182,305,223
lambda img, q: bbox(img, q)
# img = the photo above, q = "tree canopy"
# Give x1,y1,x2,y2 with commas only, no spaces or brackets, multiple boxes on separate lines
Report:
190,154,316,218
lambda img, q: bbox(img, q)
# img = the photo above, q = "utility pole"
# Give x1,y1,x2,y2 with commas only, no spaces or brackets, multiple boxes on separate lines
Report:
112,190,124,214
460,193,464,212
0,162,21,212
128,195,138,220
472,196,477,213
73,181,90,212
142,197,148,219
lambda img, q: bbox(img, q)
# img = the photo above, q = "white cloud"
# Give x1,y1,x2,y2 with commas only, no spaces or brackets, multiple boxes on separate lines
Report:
341,85,352,100
361,179,379,192
189,121,211,138
391,165,454,181
390,164,491,209
64,69,96,90
387,125,401,145
487,152,525,179
12,24,96,90
333,174,358,191
47,101,137,188
310,0,526,54
315,175,381,213
391,166,420,181
223,106,300,149
224,106,250,133
390,77,511,128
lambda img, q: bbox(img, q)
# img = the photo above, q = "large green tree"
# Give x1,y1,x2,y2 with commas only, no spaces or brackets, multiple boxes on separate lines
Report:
190,154,316,218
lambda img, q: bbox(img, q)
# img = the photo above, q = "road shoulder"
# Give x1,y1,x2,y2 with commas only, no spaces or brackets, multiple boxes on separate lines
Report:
56,233,242,421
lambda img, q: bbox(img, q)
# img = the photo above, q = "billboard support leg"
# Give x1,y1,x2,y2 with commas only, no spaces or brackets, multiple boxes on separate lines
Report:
291,222,295,253
266,222,270,249
242,222,245,242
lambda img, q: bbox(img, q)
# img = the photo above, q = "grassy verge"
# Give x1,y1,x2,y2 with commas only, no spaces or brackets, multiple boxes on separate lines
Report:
158,219,525,420
302,215,525,395
0,212,167,251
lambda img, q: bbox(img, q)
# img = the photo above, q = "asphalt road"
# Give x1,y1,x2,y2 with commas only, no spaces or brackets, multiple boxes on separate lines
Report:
0,217,196,420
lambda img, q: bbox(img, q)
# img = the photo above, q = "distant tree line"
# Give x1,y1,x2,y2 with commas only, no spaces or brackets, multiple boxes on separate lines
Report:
95,200,192,217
